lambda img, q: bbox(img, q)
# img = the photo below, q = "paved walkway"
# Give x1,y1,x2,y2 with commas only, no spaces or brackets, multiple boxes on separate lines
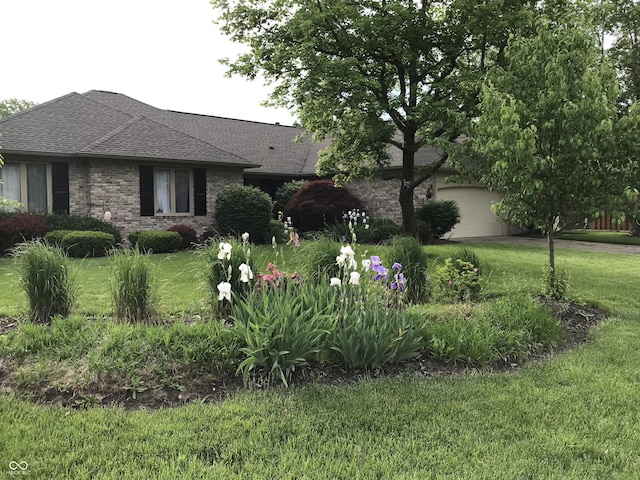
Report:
456,235,640,255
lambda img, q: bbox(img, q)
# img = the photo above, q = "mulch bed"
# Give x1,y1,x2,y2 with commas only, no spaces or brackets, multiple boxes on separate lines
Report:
0,298,608,410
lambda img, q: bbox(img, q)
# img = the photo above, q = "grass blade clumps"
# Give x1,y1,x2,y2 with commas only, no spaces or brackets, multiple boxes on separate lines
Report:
384,235,429,303
15,240,76,323
111,247,159,323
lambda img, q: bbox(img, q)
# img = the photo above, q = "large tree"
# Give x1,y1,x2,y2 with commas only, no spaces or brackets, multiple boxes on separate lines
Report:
0,98,36,118
211,0,535,233
462,15,639,289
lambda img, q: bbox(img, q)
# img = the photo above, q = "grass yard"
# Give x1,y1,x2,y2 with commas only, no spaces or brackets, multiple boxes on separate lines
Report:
561,229,640,246
1,242,640,478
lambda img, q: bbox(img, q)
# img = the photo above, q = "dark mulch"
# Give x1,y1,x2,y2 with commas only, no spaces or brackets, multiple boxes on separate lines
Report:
0,298,608,411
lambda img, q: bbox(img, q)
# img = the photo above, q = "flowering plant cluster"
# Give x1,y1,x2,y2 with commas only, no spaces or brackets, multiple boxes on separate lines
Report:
207,232,254,311
255,262,302,290
330,245,407,309
432,258,481,302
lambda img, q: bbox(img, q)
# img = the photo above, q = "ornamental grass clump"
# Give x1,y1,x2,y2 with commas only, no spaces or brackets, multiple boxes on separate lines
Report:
110,247,159,324
15,240,77,323
384,236,429,303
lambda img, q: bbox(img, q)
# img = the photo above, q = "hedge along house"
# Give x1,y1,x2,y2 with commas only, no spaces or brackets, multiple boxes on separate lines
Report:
0,90,508,239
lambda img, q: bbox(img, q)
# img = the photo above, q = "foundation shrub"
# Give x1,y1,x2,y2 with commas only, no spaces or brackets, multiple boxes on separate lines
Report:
215,185,273,243
167,224,198,250
136,231,181,254
61,231,115,258
0,213,47,252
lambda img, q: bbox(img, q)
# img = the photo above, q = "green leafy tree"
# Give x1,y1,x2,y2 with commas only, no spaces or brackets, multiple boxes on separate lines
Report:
0,98,36,118
211,0,536,234
463,16,639,289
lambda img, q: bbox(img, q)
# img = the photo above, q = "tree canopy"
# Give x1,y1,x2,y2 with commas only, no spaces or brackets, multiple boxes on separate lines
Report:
0,98,36,118
461,15,640,287
212,0,536,233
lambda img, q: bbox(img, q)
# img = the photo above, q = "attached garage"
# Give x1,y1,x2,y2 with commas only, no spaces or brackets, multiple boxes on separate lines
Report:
435,184,509,239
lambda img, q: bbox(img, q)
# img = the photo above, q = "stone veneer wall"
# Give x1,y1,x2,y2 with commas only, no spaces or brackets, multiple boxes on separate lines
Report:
68,159,243,240
345,177,435,224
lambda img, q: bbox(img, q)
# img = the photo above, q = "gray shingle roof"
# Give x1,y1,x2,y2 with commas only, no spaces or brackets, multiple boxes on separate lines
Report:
83,90,328,175
0,92,252,167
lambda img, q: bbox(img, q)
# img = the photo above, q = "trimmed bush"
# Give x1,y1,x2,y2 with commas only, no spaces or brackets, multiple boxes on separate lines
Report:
283,180,363,232
15,240,76,323
416,200,461,238
127,231,141,246
215,185,273,243
42,213,122,244
136,231,181,254
44,230,73,247
0,213,47,252
61,231,116,258
273,179,308,215
167,224,198,250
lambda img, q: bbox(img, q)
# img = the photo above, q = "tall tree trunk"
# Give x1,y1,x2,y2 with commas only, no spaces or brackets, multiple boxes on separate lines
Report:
546,218,556,288
400,131,417,235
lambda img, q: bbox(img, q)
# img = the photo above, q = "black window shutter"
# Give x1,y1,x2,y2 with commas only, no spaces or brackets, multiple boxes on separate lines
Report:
194,168,206,216
140,165,154,216
51,162,69,213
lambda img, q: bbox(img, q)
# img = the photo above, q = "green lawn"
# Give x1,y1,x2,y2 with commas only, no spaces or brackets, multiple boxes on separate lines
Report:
561,229,640,246
1,242,640,478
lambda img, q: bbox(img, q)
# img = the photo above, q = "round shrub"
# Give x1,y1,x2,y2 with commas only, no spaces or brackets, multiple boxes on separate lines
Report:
361,218,402,244
0,213,47,252
416,200,461,239
127,231,141,247
283,179,363,232
61,231,116,258
42,213,122,244
273,179,308,215
215,185,273,243
44,230,74,247
167,224,198,250
137,230,181,254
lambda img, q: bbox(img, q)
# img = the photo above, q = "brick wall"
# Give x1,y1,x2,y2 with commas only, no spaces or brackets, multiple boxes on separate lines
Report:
345,177,435,224
69,159,243,239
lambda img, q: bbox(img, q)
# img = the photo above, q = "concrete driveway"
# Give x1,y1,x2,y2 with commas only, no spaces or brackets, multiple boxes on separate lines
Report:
456,235,640,255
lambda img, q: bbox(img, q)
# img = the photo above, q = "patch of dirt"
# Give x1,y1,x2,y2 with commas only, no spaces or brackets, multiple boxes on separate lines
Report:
0,298,608,411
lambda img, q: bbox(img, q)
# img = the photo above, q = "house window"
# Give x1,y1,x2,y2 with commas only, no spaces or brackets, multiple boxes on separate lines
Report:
140,165,206,217
0,163,50,212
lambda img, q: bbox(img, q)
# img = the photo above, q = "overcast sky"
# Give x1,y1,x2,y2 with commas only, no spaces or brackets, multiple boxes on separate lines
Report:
0,0,296,125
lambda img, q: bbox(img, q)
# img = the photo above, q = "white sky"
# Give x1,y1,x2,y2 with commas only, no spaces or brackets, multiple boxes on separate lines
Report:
0,0,296,125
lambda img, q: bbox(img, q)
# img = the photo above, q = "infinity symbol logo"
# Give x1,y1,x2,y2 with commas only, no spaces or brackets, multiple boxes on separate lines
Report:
9,461,28,471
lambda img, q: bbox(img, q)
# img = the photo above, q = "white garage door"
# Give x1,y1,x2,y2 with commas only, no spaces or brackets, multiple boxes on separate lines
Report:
436,186,508,238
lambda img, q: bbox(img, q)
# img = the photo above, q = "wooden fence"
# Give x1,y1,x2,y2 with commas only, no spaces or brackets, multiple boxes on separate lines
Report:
588,215,630,231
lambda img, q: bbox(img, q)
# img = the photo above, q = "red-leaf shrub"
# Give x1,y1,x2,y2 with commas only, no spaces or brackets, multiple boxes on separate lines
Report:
283,180,363,232
167,224,198,250
0,213,47,252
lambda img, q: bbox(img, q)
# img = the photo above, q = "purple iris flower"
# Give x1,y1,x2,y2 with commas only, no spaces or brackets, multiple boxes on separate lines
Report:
370,255,382,266
391,273,405,291
372,264,389,281
392,262,403,271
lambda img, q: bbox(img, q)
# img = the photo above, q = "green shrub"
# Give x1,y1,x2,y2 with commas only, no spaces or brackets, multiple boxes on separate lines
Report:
127,231,141,246
416,200,461,238
44,230,73,247
384,236,428,303
229,282,332,386
167,224,198,250
267,219,288,244
326,215,401,244
0,213,47,252
136,230,181,253
61,231,115,258
453,247,485,275
431,258,482,302
543,266,570,300
110,248,159,324
215,185,273,243
416,219,432,243
273,179,308,215
42,213,122,244
15,241,76,323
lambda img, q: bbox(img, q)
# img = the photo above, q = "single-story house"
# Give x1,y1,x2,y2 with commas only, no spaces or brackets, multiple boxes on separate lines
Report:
0,90,508,239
